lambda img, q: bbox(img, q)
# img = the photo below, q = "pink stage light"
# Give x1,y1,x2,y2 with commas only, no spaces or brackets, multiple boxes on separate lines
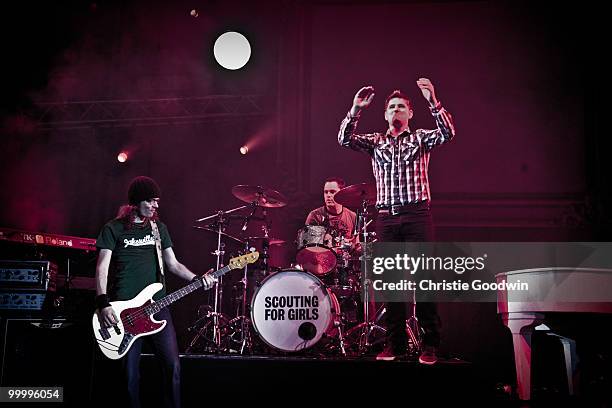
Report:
117,152,128,163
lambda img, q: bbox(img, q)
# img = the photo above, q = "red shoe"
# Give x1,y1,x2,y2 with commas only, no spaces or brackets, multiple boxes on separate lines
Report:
418,346,438,365
376,346,397,361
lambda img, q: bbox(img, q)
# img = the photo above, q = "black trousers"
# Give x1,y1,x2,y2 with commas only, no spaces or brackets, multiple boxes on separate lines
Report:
376,203,441,352
123,308,181,408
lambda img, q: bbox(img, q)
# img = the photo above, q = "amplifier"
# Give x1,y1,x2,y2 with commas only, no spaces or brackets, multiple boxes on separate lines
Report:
0,260,57,291
0,292,48,310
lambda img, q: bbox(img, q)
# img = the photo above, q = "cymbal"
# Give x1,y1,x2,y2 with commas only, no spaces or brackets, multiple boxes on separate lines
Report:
231,185,288,208
333,183,377,208
244,236,286,245
192,226,245,245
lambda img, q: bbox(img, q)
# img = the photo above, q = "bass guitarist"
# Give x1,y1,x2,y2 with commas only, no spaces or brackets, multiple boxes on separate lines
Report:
95,176,215,408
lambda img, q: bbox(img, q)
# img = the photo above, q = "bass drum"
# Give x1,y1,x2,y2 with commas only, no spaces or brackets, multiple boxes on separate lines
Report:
250,269,339,352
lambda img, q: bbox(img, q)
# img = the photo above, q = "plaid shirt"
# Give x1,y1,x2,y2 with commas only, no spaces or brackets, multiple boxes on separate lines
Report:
338,104,455,207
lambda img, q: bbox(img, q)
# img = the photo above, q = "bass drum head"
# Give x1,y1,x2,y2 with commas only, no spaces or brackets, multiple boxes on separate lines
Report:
251,269,334,352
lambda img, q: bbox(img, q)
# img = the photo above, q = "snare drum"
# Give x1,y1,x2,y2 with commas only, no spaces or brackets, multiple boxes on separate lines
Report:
250,269,340,352
296,225,337,276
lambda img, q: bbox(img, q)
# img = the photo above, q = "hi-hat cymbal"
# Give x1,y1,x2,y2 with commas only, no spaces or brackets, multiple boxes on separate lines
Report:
245,236,286,245
231,185,288,208
333,183,377,208
192,226,245,245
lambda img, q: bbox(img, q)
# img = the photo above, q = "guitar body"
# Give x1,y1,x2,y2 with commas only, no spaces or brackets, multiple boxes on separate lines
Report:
92,251,259,360
92,283,167,360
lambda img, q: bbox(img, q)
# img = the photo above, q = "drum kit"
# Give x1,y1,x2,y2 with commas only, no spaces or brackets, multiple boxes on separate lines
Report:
185,182,416,357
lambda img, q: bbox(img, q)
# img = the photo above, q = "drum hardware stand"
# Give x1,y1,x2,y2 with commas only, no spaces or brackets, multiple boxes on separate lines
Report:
405,286,423,356
240,202,258,231
226,204,270,354
210,213,228,351
188,184,287,354
230,242,258,354
332,311,348,356
185,306,219,353
226,315,253,354
345,198,386,355
238,202,271,274
324,261,349,357
260,208,271,274
371,301,421,355
192,206,249,353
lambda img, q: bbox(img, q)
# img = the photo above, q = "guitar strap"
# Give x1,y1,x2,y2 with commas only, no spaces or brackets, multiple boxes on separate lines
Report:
150,220,165,277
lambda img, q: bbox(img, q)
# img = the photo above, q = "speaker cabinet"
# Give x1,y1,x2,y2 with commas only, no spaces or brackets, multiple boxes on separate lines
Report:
0,318,94,404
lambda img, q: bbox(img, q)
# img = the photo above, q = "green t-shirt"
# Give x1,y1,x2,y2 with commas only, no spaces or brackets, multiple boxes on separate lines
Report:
96,219,173,301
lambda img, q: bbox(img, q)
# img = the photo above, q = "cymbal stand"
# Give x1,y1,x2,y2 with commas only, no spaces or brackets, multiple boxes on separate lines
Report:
345,198,385,355
229,205,271,353
192,207,244,352
227,239,256,354
259,208,271,274
191,204,253,353
210,213,227,350
195,204,250,223
236,202,271,276
187,212,231,352
241,204,271,273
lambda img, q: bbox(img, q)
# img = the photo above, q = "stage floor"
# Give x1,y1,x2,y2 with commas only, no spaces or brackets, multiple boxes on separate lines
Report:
90,353,506,406
1,317,601,406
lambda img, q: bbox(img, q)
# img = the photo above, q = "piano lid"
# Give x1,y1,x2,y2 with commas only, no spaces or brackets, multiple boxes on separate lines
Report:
496,267,612,314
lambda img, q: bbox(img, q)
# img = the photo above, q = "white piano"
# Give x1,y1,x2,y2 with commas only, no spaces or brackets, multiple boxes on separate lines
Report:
497,267,612,400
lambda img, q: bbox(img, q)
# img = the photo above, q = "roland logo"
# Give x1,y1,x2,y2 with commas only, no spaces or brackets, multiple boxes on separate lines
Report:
46,237,73,247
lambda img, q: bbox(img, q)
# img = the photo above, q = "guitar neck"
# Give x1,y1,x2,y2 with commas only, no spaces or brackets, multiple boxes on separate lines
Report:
145,265,231,316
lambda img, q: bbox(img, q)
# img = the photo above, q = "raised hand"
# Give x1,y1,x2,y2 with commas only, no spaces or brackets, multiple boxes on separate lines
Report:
351,86,375,114
416,78,438,106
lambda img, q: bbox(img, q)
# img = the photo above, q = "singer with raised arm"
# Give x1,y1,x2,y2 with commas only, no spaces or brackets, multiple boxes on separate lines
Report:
95,176,215,408
338,78,456,364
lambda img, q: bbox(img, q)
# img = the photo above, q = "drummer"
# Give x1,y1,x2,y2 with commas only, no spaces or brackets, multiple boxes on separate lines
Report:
305,177,357,247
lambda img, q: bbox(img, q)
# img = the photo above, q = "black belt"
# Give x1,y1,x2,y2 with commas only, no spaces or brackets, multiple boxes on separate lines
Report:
377,201,430,216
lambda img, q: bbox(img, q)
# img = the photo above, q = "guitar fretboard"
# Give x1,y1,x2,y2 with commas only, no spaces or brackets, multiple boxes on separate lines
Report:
144,264,231,315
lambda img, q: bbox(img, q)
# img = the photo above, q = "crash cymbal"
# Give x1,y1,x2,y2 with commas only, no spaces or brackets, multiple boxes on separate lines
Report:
192,226,245,245
333,183,377,208
245,236,286,245
231,185,288,208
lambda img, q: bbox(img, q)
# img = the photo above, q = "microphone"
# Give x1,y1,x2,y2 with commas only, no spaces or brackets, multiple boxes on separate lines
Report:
241,203,258,231
353,215,362,237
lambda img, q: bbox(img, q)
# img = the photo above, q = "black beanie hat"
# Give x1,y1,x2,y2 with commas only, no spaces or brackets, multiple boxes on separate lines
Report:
128,176,161,205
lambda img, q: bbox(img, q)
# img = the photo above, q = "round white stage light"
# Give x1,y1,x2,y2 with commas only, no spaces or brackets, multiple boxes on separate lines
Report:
214,31,251,70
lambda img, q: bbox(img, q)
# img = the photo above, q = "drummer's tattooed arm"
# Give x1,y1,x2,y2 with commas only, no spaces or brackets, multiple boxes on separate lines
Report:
305,210,321,226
